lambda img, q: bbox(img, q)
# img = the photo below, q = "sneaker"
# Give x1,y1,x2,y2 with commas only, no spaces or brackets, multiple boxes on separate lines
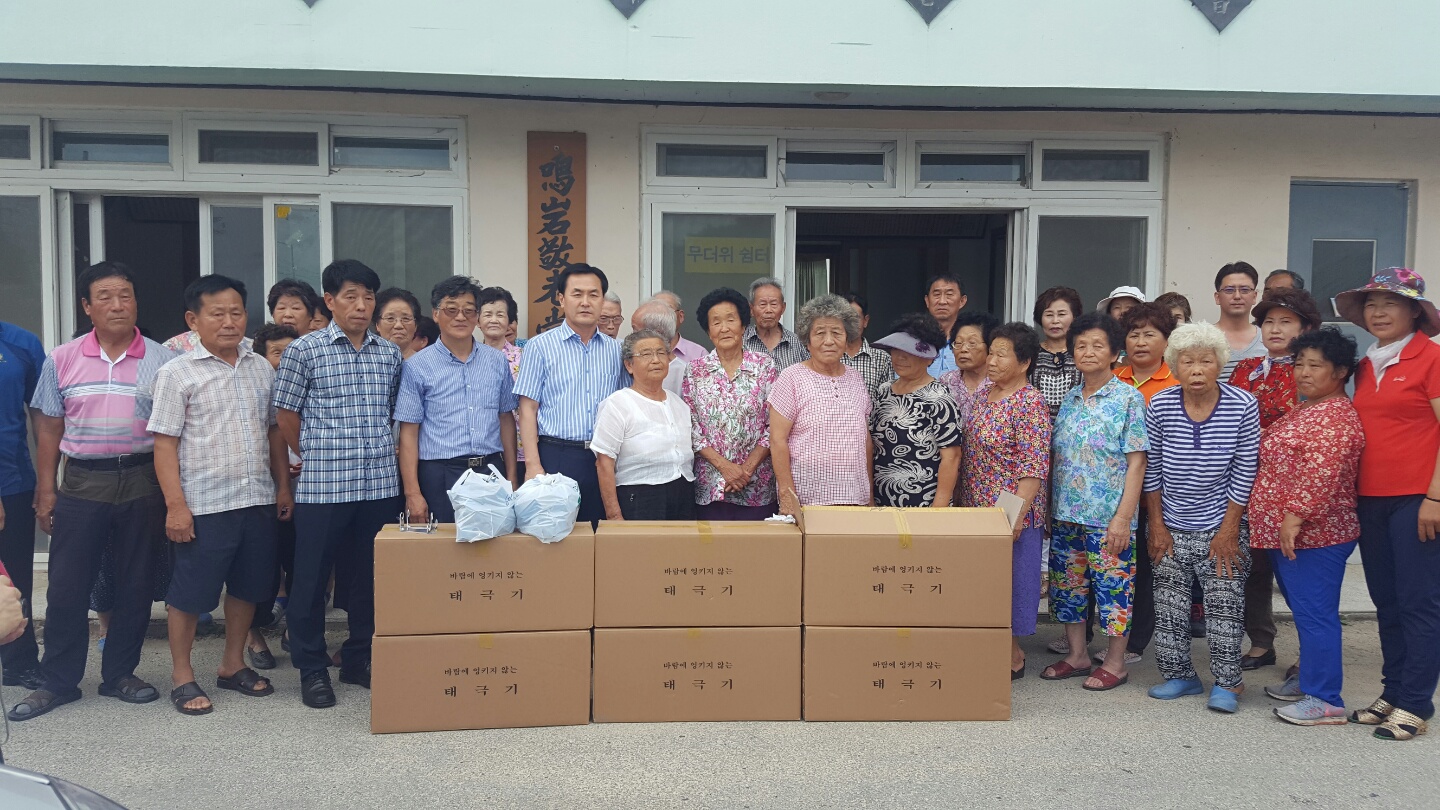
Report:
1275,695,1348,726
1093,649,1143,666
1047,636,1071,654
1265,675,1304,702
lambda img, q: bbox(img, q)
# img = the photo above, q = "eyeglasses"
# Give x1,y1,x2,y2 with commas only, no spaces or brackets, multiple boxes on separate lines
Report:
598,316,624,326
438,307,478,320
632,349,671,361
378,315,415,326
951,339,985,350
1219,286,1256,296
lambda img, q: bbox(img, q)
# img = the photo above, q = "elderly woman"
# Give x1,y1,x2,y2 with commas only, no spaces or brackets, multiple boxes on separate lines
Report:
681,287,779,520
770,294,873,516
938,311,999,427
1042,313,1148,691
1335,268,1440,741
1032,286,1084,419
869,313,962,508
1248,327,1364,726
1154,292,1192,326
374,287,423,359
1143,323,1261,713
1228,287,1323,673
962,322,1051,679
591,329,696,521
479,287,526,478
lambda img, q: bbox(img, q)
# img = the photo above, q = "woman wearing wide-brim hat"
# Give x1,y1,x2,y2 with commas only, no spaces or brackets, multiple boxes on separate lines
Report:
1334,267,1440,741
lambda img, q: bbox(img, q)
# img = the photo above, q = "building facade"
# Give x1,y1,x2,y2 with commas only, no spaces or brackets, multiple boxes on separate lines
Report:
1,0,1437,347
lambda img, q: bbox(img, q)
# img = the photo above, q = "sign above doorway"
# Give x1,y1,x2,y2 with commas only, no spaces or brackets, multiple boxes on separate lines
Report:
1191,0,1254,32
902,0,956,25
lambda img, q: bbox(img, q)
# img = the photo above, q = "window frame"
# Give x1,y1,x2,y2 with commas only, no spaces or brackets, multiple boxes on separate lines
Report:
1020,202,1165,319
1032,139,1164,193
324,191,469,294
184,119,330,178
327,123,464,183
0,114,42,170
779,139,897,189
912,141,1031,189
48,118,179,175
645,133,779,190
644,200,790,325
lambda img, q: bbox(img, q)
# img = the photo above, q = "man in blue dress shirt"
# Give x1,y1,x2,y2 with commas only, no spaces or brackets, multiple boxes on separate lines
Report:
0,320,46,690
515,263,625,524
396,275,518,523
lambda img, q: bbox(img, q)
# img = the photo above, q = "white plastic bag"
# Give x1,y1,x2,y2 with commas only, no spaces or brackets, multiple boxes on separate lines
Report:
512,473,581,543
447,465,515,542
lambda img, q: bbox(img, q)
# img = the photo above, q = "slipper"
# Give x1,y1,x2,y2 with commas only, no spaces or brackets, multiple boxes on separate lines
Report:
98,675,160,704
217,667,274,697
1082,668,1129,692
1011,663,1025,681
170,681,214,716
1040,660,1093,681
5,688,82,722
247,646,278,671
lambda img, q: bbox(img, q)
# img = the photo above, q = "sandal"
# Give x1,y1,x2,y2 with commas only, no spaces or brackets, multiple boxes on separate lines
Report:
1374,709,1428,741
170,682,213,716
217,667,274,697
98,675,160,704
5,689,81,722
247,645,278,671
1350,697,1394,726
1082,668,1129,692
1040,660,1093,681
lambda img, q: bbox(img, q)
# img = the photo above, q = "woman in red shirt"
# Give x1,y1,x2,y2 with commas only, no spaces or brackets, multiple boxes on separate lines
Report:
1228,288,1323,674
1336,268,1440,741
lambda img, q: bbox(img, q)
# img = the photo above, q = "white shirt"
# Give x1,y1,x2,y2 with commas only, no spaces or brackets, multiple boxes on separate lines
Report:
590,387,696,486
663,358,687,396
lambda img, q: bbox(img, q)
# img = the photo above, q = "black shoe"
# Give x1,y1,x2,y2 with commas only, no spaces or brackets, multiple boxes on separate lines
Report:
301,671,336,709
338,663,371,689
3,666,44,690
1240,649,1277,671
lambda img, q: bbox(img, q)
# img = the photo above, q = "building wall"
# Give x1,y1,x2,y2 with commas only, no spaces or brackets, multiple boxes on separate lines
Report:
4,82,1438,332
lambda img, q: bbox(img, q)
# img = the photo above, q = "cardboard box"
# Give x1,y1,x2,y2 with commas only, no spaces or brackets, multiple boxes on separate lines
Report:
594,521,802,628
801,507,1012,628
593,627,801,722
371,630,592,733
373,523,594,636
803,627,1011,721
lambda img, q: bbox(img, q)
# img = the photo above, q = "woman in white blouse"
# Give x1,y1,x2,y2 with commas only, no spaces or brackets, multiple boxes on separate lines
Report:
592,329,697,520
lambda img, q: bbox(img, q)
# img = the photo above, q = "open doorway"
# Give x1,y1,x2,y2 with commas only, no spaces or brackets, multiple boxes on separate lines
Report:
71,196,200,341
794,210,1010,340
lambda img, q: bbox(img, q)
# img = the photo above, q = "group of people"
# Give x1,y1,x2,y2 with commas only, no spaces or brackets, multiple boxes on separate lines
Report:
0,256,1436,744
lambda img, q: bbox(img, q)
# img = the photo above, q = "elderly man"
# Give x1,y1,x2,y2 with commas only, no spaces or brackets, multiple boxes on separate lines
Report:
650,290,707,362
840,292,894,407
632,300,688,395
599,291,624,340
743,277,809,371
11,262,175,722
924,274,968,376
1264,269,1305,292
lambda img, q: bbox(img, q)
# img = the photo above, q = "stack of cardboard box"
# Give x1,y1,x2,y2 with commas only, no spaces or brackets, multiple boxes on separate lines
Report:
369,524,596,733
801,507,1013,721
591,521,804,722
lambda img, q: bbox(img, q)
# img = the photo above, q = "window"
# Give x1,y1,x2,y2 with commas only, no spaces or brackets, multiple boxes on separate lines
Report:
660,212,774,345
52,132,169,164
332,136,450,170
0,195,44,340
919,152,1026,183
1041,149,1149,183
199,130,319,166
1288,181,1410,321
209,206,266,334
274,203,322,292
658,144,768,179
0,125,29,160
332,204,454,297
1036,216,1147,318
783,150,887,184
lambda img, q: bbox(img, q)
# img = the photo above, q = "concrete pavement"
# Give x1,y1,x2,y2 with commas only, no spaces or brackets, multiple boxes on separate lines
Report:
1,618,1434,810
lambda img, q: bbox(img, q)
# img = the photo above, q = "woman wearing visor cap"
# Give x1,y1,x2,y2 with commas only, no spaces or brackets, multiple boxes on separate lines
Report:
868,313,963,509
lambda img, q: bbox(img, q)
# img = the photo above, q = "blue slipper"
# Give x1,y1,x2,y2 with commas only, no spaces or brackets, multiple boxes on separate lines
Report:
1148,677,1204,700
1207,684,1240,713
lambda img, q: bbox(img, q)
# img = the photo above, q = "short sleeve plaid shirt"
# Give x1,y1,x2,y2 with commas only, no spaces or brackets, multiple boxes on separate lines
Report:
272,322,402,504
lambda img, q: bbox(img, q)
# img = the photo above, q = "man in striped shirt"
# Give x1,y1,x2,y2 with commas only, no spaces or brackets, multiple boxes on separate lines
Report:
396,275,518,523
515,263,626,524
274,259,403,709
11,262,176,722
1142,322,1261,713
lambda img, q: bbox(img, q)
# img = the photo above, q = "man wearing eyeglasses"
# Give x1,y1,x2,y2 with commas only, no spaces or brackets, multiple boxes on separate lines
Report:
1215,261,1267,380
599,292,624,340
395,276,518,524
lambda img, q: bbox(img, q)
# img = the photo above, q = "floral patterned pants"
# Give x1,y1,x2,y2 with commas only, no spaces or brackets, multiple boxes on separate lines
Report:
1048,521,1134,636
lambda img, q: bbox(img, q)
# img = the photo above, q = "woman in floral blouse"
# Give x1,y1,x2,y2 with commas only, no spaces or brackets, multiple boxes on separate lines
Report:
1031,286,1083,419
1042,312,1148,692
1227,286,1323,675
962,322,1052,680
1249,327,1363,727
682,287,779,520
868,313,962,508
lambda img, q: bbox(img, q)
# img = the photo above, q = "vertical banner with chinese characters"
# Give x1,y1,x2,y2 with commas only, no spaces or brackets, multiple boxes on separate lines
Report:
527,132,587,336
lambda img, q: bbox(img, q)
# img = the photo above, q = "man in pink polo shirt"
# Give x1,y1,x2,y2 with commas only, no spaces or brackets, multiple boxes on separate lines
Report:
8,262,176,722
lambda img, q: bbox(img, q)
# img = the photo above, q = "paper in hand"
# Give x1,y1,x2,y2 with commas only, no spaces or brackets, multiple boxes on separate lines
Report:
996,491,1025,531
